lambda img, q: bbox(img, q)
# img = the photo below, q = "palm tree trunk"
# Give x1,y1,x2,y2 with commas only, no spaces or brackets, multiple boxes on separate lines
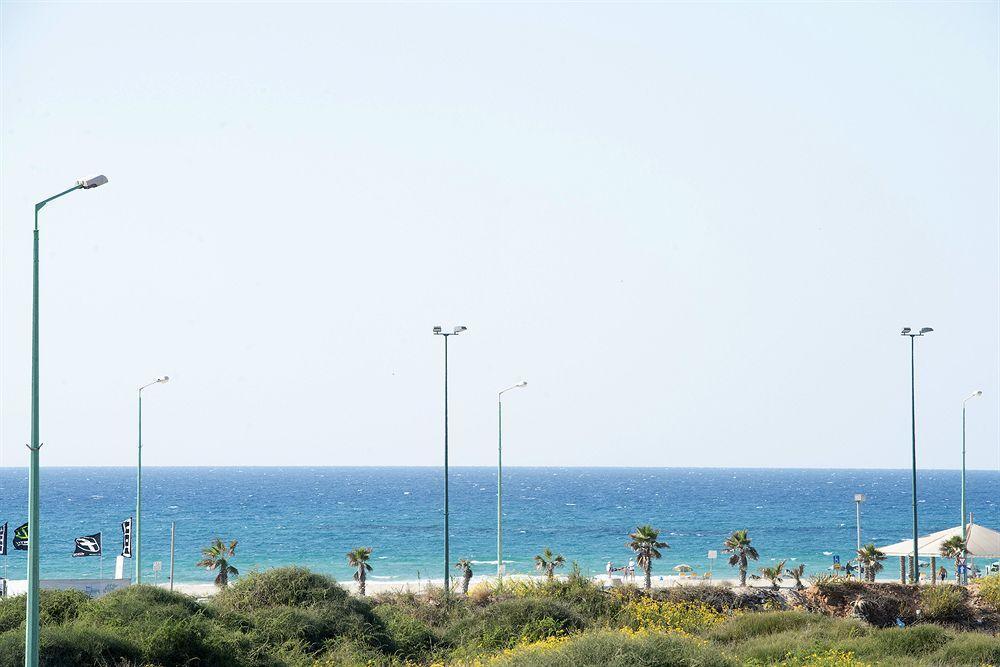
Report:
740,568,747,587
462,574,471,595
645,566,651,591
955,558,961,583
358,569,366,596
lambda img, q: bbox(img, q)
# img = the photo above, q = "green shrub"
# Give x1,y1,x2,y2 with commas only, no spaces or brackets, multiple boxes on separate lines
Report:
708,611,824,643
918,584,968,621
847,624,952,658
375,604,438,659
446,597,585,651
78,585,234,665
928,631,1000,665
973,573,1000,611
0,589,92,634
214,566,350,612
0,624,141,667
39,589,91,626
487,629,736,667
0,597,24,634
247,604,385,655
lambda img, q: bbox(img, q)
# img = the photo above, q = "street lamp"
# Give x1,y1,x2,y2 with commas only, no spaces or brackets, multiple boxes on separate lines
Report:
26,176,108,667
497,380,527,583
136,376,170,584
433,325,466,598
901,326,932,584
854,493,865,553
961,389,982,584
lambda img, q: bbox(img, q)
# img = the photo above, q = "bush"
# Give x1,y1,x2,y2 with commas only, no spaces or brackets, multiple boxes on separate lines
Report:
928,631,1000,665
972,573,1000,611
78,585,234,665
446,597,585,651
374,604,438,659
39,590,91,626
486,629,736,666
919,584,969,622
709,611,824,643
214,567,351,612
0,624,141,667
617,598,726,634
0,589,92,634
848,624,952,657
0,597,24,634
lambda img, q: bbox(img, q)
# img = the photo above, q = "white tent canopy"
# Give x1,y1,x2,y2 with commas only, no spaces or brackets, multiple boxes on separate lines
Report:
877,522,1000,559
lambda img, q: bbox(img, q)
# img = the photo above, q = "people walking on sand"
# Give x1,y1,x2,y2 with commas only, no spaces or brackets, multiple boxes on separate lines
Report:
627,558,636,582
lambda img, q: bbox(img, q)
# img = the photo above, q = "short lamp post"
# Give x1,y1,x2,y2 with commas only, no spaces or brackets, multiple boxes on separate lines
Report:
961,389,982,584
26,176,109,667
901,326,932,584
497,381,527,583
433,325,466,599
136,376,170,584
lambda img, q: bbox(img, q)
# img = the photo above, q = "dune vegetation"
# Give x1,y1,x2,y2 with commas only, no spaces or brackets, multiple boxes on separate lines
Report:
0,568,997,666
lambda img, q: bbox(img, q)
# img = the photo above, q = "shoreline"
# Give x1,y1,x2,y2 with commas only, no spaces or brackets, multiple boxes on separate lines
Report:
2,572,941,600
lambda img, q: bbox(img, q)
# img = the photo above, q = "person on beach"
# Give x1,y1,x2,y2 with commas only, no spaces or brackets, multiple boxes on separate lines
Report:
627,559,636,582
606,561,613,582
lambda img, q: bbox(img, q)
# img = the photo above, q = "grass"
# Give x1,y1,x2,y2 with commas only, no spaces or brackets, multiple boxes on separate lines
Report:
2,568,998,665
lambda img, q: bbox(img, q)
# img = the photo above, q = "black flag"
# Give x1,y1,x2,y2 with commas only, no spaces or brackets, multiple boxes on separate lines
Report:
12,523,28,551
73,533,102,557
121,517,132,558
0,522,6,556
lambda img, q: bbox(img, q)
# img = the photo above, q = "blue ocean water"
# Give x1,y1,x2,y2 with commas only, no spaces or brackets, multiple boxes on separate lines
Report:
0,467,996,585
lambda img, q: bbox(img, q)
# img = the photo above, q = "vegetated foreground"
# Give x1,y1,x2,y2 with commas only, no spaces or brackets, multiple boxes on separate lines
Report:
0,568,997,666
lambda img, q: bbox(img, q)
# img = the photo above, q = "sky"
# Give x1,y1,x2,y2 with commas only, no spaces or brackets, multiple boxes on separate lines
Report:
1,3,997,469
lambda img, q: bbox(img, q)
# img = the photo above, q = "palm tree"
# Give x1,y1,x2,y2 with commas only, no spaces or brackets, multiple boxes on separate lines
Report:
196,538,239,588
855,543,886,583
724,529,759,587
534,547,566,582
939,536,967,584
786,563,806,590
455,559,473,595
626,525,669,591
347,547,373,596
760,560,786,590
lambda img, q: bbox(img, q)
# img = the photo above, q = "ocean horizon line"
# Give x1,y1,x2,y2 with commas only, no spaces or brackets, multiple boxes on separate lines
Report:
0,464,997,472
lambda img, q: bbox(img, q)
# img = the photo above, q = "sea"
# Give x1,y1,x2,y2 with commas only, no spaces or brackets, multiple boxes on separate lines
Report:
0,467,997,585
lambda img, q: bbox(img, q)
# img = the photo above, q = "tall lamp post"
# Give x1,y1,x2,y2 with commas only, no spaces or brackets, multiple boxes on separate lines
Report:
26,175,108,667
854,493,865,553
497,381,527,583
961,389,982,584
901,326,932,584
433,325,466,598
136,376,170,583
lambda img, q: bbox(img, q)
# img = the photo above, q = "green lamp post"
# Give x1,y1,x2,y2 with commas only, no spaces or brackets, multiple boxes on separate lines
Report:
27,175,108,666
961,389,982,584
136,376,170,584
497,381,526,584
900,326,932,585
432,325,466,599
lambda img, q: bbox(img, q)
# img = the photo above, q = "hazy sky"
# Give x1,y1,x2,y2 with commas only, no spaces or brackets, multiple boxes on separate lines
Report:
1,3,997,469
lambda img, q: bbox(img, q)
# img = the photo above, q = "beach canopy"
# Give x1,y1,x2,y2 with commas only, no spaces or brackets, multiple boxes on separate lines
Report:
673,564,694,572
876,522,1000,559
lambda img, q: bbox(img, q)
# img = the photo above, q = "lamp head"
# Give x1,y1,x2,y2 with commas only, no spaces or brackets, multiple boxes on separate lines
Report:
854,493,866,503
453,326,467,334
919,327,934,334
517,380,528,387
77,175,108,189
901,327,912,335
432,326,442,335
158,376,170,384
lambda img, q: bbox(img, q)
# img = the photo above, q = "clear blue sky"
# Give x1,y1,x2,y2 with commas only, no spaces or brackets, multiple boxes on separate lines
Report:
1,3,997,469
